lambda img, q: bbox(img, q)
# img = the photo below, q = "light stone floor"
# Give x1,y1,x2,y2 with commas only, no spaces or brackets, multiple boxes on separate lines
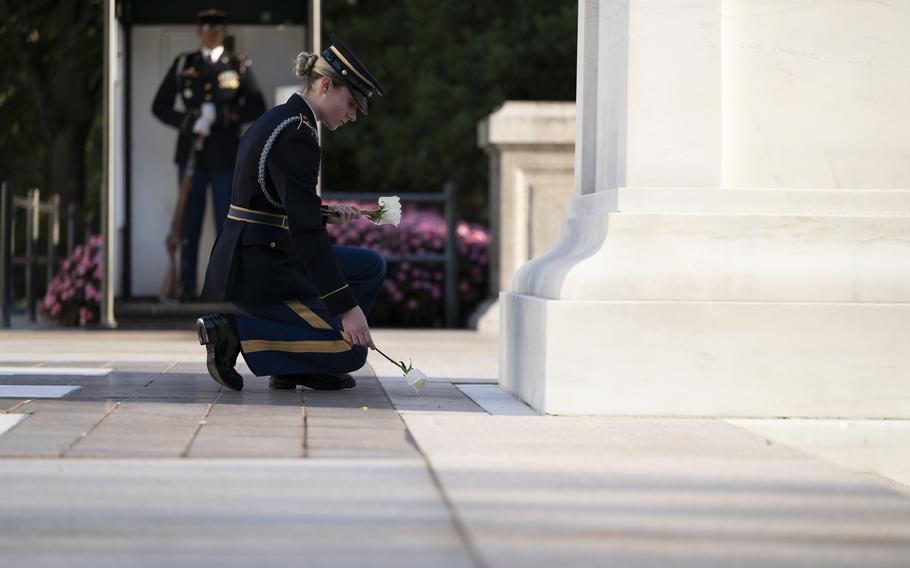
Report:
0,328,909,567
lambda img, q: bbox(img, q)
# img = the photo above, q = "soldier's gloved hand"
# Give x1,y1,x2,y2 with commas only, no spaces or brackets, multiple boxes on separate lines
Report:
192,103,217,136
341,305,374,348
192,116,212,136
325,204,361,224
200,102,216,123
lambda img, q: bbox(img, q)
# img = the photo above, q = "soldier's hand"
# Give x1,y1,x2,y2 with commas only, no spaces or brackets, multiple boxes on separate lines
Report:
341,305,374,348
193,103,216,136
326,204,361,224
192,116,212,136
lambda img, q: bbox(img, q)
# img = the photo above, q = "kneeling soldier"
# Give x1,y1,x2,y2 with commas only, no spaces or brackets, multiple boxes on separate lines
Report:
197,35,385,391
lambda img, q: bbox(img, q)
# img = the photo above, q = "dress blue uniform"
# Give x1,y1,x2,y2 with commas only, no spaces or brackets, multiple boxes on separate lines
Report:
197,35,386,390
152,9,266,298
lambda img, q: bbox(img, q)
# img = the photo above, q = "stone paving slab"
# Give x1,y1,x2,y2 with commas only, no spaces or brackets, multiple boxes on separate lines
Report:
0,373,81,385
103,361,177,372
135,373,220,397
0,398,28,412
0,413,27,434
0,458,473,568
166,362,210,374
378,377,486,413
65,373,159,386
402,414,910,567
303,381,394,409
32,361,115,368
306,426,418,459
217,389,309,406
1,371,158,401
455,384,538,416
0,385,79,398
0,400,114,457
188,403,305,458
305,406,405,430
65,376,158,400
66,401,209,458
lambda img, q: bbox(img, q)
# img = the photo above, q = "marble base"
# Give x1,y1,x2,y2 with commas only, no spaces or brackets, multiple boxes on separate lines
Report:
500,188,910,417
501,293,909,417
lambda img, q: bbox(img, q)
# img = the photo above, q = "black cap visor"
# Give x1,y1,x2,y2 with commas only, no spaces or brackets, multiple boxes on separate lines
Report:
351,87,369,115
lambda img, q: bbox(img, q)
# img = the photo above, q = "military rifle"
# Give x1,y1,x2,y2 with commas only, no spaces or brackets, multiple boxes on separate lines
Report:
160,135,205,302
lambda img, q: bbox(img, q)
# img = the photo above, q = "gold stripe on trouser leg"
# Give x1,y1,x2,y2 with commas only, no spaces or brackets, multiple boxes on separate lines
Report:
241,339,352,354
285,300,333,330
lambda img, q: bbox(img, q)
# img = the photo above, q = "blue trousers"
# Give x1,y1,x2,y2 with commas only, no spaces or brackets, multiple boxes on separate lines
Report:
233,246,386,377
177,164,233,296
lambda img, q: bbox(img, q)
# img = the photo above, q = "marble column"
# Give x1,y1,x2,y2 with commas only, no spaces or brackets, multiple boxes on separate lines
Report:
501,0,910,415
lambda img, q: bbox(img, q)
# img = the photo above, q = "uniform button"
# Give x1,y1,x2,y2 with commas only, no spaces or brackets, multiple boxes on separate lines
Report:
204,94,212,101
269,242,276,248
184,80,191,86
204,83,212,90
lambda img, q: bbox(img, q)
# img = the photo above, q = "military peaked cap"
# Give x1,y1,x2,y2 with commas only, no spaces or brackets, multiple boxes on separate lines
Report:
321,33,385,115
196,8,227,26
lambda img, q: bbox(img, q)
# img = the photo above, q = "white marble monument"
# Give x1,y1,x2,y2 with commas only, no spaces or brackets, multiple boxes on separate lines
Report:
501,0,910,417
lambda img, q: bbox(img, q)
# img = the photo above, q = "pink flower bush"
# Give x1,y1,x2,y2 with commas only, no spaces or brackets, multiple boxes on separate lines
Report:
41,234,103,327
324,202,490,327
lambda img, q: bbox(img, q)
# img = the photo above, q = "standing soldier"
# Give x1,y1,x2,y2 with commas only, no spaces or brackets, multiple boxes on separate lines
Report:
152,8,266,300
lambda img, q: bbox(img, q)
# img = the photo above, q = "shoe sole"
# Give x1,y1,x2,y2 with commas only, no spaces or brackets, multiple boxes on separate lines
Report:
267,376,356,391
298,377,356,391
268,379,298,390
196,317,243,391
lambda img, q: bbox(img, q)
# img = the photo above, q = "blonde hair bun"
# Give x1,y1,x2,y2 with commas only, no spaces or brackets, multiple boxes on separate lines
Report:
294,52,319,79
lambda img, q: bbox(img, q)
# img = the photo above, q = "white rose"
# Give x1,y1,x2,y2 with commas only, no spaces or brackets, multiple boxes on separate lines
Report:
376,196,402,226
404,368,427,392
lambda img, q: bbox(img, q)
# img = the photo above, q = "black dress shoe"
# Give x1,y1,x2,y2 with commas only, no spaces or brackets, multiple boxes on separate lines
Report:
196,314,243,391
268,373,356,391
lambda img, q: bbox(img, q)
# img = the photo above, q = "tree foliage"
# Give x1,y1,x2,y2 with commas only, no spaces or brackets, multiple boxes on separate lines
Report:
0,0,575,229
322,0,577,224
0,0,102,215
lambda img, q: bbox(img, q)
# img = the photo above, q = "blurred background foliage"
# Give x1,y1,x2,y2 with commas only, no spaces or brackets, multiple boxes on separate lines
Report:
320,0,577,224
1,0,575,326
325,200,491,327
0,0,103,226
0,0,576,227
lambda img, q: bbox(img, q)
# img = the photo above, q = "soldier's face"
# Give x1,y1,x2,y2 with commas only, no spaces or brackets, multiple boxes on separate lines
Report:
317,80,358,131
197,25,226,49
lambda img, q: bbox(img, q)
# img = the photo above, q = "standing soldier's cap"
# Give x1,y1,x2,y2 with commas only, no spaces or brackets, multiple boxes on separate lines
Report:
196,8,227,27
321,33,385,115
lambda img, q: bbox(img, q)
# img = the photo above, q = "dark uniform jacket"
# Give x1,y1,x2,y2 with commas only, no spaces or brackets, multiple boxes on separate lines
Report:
152,49,266,171
200,94,358,316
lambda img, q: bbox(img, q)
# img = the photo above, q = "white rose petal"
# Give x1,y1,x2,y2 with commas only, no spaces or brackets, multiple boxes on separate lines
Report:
379,208,402,226
405,368,427,392
378,196,400,210
369,196,402,226
373,196,402,226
